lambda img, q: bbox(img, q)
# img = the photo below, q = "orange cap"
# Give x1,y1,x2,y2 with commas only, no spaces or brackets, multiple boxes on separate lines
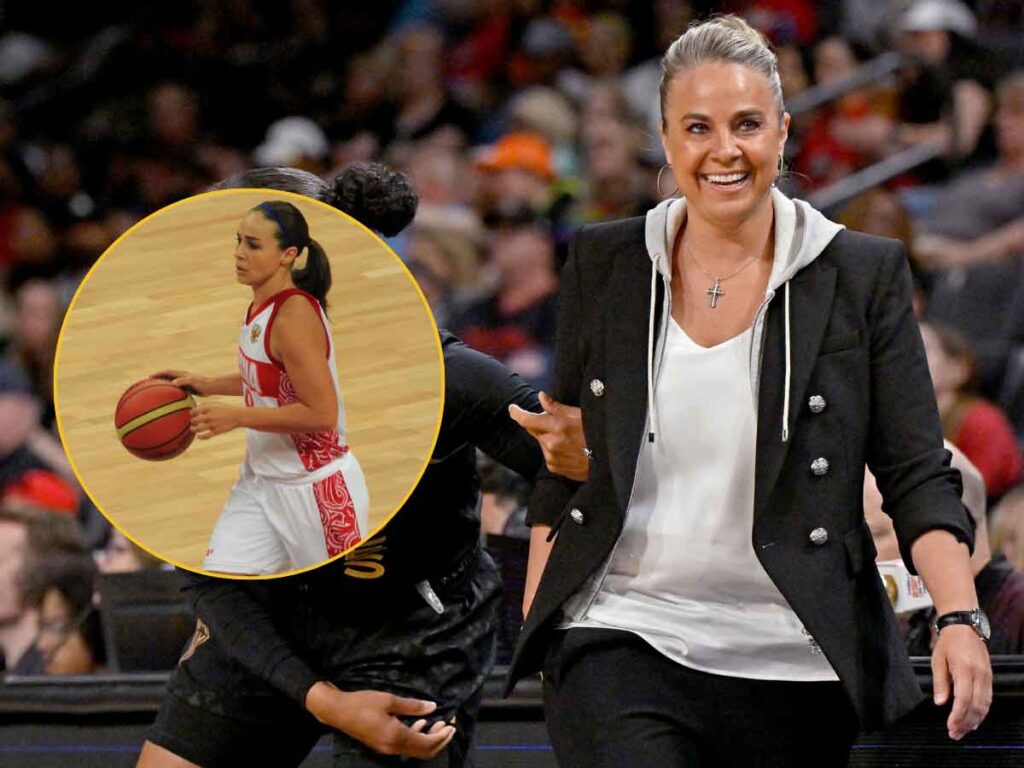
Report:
475,132,555,181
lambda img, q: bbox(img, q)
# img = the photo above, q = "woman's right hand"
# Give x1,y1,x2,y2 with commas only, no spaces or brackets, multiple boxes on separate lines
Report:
151,370,211,396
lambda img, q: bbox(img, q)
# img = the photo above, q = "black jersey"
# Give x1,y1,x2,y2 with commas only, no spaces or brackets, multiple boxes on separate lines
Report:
180,331,542,703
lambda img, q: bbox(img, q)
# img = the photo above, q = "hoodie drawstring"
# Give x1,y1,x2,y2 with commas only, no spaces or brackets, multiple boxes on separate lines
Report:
781,281,791,443
647,259,658,442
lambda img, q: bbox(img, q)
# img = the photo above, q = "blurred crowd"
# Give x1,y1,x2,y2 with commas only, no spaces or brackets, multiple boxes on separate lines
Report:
1,0,1024,677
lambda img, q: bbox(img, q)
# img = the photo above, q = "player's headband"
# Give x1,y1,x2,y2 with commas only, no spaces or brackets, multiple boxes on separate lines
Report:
256,202,304,249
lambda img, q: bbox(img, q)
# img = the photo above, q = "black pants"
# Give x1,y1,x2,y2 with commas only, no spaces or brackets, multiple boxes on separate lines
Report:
543,628,859,768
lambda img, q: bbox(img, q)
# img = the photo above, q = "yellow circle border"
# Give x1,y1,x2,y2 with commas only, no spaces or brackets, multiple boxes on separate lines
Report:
53,187,445,580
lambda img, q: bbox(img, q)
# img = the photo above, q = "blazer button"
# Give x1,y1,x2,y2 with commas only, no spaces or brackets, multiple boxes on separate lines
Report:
590,379,605,397
808,395,826,414
810,457,830,476
570,508,585,525
809,527,829,546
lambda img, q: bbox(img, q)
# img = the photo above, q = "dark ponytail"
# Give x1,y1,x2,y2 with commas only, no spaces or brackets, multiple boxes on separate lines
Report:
252,200,332,310
292,238,331,310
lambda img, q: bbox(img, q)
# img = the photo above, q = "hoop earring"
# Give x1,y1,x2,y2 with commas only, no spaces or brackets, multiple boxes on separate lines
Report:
657,164,679,198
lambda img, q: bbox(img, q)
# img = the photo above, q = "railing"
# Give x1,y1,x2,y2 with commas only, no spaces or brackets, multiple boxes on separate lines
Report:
788,50,948,212
787,51,904,117
808,142,946,212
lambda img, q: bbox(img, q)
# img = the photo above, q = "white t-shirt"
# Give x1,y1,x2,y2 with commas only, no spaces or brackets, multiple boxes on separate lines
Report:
572,318,838,681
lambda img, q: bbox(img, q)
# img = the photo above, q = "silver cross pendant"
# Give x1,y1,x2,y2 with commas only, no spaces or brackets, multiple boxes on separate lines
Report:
706,278,724,308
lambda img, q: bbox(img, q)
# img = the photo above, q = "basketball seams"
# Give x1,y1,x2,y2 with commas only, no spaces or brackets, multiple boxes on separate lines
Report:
116,398,194,438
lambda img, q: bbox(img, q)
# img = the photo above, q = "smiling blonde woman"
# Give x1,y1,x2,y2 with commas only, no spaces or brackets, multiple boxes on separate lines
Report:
510,14,992,767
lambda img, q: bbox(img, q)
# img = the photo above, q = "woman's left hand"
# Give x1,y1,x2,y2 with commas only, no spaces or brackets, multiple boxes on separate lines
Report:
931,624,992,740
191,404,246,440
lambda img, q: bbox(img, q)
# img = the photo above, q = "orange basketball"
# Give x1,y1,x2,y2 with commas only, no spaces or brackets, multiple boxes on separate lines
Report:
114,379,196,461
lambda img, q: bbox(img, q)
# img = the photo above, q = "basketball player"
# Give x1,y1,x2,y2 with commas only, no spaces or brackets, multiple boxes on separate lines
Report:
156,201,368,575
138,164,584,767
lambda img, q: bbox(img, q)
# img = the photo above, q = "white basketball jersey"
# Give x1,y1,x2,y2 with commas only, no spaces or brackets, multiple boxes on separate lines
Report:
237,288,349,480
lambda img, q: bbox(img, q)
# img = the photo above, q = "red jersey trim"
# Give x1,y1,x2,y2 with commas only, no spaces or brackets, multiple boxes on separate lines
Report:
263,290,330,369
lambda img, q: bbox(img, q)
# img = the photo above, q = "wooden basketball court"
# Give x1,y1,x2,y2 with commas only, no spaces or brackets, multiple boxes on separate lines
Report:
55,190,443,574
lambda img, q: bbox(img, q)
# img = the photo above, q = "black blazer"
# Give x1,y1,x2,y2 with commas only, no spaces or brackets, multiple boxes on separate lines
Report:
507,216,975,730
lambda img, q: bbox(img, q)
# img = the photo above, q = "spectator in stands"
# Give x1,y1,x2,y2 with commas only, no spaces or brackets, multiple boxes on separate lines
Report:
473,130,576,249
252,117,330,176
0,507,86,674
5,278,62,429
913,73,1024,396
866,443,1024,654
0,508,42,674
507,17,575,91
478,455,531,540
24,545,105,675
390,25,479,149
991,489,1024,571
474,131,558,220
505,87,580,178
95,529,164,573
577,117,656,222
891,0,997,164
449,213,558,391
794,36,894,189
728,0,820,46
128,82,214,210
557,12,634,107
914,72,1024,270
622,0,696,160
5,206,59,270
2,469,78,517
404,226,479,327
921,321,1022,503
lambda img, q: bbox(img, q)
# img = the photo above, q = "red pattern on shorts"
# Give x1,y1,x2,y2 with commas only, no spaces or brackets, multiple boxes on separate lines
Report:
278,372,348,471
313,470,361,556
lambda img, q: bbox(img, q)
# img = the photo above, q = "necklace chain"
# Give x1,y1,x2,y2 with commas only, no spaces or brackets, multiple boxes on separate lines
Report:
682,234,769,309
684,238,764,282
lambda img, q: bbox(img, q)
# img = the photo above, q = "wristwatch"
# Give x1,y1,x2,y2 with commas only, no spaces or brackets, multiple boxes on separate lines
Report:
934,609,991,642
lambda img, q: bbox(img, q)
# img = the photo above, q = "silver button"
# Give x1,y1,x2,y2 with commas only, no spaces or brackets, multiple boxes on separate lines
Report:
570,508,585,525
810,457,829,476
809,527,829,546
583,447,594,462
590,379,605,397
808,395,826,414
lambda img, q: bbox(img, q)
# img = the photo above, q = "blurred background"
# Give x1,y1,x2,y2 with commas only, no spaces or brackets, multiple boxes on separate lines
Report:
0,0,1022,765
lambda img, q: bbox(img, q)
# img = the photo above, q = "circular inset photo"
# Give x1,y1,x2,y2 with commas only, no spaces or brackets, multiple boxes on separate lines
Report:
55,187,443,578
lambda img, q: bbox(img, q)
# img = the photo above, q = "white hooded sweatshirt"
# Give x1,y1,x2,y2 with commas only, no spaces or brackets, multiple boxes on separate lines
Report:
565,188,847,680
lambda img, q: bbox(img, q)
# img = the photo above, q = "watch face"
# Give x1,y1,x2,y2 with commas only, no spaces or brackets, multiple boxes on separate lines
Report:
975,609,992,641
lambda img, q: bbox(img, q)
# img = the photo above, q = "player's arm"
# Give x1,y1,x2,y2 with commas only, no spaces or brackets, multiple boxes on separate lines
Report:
190,298,337,438
439,333,543,480
183,573,455,759
441,333,580,618
152,370,243,397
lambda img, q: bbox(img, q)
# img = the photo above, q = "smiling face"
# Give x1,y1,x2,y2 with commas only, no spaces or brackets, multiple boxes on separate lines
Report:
234,211,297,288
661,61,788,230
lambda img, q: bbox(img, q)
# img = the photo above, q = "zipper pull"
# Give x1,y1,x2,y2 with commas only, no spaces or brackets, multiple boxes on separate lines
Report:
415,580,445,614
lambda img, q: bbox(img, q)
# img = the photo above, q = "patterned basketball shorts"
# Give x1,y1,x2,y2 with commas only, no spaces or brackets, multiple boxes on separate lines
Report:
203,457,369,575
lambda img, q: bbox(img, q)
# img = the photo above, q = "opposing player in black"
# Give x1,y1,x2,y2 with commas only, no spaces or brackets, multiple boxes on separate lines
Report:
138,164,547,767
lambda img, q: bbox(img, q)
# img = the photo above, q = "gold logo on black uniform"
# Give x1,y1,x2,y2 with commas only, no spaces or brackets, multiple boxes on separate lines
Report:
344,534,387,579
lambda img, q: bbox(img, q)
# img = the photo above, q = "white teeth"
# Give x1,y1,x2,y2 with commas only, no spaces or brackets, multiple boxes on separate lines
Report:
706,172,748,183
